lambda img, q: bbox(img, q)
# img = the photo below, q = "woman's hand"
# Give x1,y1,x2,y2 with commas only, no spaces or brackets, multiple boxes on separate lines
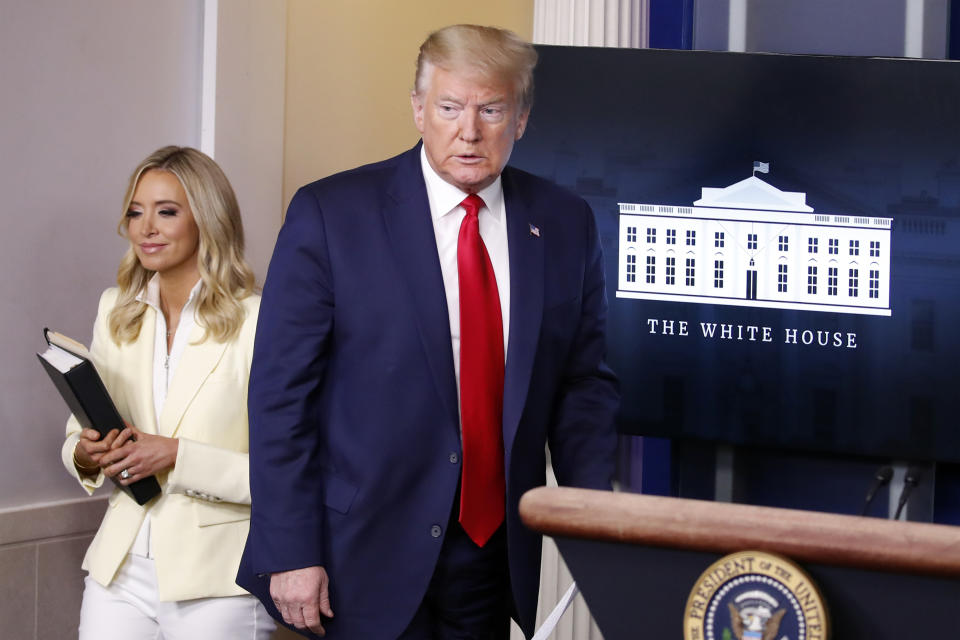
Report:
100,425,178,485
74,428,120,476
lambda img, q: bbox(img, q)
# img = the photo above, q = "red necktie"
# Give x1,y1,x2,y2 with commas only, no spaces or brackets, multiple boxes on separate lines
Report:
457,193,505,547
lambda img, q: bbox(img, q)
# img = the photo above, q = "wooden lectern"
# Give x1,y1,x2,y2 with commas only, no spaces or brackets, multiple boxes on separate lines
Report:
520,487,960,637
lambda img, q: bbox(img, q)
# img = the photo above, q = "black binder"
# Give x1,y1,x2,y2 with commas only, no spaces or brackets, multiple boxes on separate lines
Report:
37,328,161,505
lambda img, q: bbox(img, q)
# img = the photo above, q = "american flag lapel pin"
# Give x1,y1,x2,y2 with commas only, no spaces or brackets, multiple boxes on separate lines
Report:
529,223,540,237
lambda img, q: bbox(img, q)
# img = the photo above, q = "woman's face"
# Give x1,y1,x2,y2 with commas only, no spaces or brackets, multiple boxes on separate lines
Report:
126,169,200,279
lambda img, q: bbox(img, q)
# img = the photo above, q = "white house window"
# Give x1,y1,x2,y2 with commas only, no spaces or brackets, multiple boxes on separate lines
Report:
850,239,859,256
665,256,676,285
667,229,676,245
779,235,789,252
870,240,881,257
747,233,758,250
778,264,788,293
625,253,636,283
646,227,656,244
807,265,818,294
849,268,859,297
715,231,725,248
808,237,818,253
685,258,695,286
646,255,655,284
828,238,839,255
828,267,838,296
714,259,724,289
686,230,696,246
869,269,880,298
626,226,637,243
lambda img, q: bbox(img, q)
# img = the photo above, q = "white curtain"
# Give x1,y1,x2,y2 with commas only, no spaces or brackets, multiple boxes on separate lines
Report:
533,0,649,48
509,458,605,640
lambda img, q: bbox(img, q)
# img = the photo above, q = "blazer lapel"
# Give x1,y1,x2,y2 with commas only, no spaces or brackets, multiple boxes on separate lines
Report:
157,323,228,438
501,168,544,452
382,145,460,431
129,309,158,435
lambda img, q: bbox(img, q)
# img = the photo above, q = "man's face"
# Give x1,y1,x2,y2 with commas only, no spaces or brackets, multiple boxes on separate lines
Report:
412,63,529,194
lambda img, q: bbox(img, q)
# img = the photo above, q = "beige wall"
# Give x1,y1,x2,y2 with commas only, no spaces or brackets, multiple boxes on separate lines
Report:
283,0,534,204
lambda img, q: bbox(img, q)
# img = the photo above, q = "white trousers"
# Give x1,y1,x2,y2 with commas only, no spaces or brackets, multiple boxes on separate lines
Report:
78,554,275,640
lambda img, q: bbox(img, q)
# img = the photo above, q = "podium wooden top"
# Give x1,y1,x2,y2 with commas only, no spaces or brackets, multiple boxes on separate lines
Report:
519,487,960,577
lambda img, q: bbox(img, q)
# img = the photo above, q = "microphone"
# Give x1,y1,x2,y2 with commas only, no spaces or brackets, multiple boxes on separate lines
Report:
894,465,924,520
860,465,893,516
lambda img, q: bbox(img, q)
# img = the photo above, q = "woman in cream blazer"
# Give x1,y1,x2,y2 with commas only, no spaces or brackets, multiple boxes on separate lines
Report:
60,146,274,639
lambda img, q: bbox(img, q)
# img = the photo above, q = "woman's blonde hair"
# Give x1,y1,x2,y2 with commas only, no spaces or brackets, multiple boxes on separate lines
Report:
108,146,255,344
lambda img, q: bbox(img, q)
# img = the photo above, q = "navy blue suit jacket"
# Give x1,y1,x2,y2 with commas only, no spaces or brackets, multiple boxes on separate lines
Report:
237,144,618,638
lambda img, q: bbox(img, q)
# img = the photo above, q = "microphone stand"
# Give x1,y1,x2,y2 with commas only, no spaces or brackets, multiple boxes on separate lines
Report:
894,465,924,520
860,465,893,516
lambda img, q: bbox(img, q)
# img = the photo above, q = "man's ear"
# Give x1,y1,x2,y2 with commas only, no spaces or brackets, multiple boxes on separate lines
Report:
411,91,426,134
515,108,530,140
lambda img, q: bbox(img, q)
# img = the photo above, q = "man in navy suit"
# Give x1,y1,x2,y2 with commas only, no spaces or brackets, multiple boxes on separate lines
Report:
238,24,619,639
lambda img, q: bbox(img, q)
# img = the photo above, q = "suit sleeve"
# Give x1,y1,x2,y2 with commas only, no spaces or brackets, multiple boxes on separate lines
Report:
245,186,335,574
547,201,620,490
59,289,116,493
166,440,251,504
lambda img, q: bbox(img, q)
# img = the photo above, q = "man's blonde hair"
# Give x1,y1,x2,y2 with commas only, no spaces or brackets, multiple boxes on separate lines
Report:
414,24,538,111
109,146,255,344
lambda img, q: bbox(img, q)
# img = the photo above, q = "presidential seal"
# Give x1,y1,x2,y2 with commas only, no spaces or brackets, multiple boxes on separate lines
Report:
683,550,828,640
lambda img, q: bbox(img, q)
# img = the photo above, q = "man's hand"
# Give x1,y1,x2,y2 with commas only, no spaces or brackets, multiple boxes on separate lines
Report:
270,566,334,636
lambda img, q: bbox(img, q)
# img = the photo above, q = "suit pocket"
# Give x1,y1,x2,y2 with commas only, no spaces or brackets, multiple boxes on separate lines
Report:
194,500,250,527
322,470,358,515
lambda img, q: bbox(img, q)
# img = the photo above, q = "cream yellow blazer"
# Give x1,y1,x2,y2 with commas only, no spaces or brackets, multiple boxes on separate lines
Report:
59,287,260,601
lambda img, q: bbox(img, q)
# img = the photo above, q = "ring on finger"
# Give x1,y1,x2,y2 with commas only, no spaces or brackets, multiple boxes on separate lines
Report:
120,469,130,480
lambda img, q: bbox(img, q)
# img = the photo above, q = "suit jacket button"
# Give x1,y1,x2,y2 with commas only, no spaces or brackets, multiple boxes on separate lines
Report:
449,452,459,464
430,525,443,538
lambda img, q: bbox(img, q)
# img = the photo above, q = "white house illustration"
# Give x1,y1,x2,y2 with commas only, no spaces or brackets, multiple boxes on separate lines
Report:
617,174,893,316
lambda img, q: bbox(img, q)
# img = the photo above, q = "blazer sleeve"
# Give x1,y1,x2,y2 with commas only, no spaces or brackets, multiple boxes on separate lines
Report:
546,200,620,490
59,288,117,493
165,438,251,504
245,186,335,574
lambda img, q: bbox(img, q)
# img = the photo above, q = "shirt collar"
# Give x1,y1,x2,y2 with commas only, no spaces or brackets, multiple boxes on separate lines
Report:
420,145,504,222
136,274,203,311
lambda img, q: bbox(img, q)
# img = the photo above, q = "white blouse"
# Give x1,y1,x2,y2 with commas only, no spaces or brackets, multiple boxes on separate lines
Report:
128,276,202,558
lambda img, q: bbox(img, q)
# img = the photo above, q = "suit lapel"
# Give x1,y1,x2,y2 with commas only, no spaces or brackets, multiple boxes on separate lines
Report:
502,168,544,452
130,309,158,434
382,145,460,430
157,322,228,438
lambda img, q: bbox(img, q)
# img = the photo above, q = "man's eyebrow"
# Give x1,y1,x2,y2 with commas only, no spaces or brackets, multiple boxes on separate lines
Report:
434,94,509,107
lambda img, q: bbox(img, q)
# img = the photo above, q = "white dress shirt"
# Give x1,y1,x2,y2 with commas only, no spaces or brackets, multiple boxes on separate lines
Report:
128,276,202,557
420,147,511,401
